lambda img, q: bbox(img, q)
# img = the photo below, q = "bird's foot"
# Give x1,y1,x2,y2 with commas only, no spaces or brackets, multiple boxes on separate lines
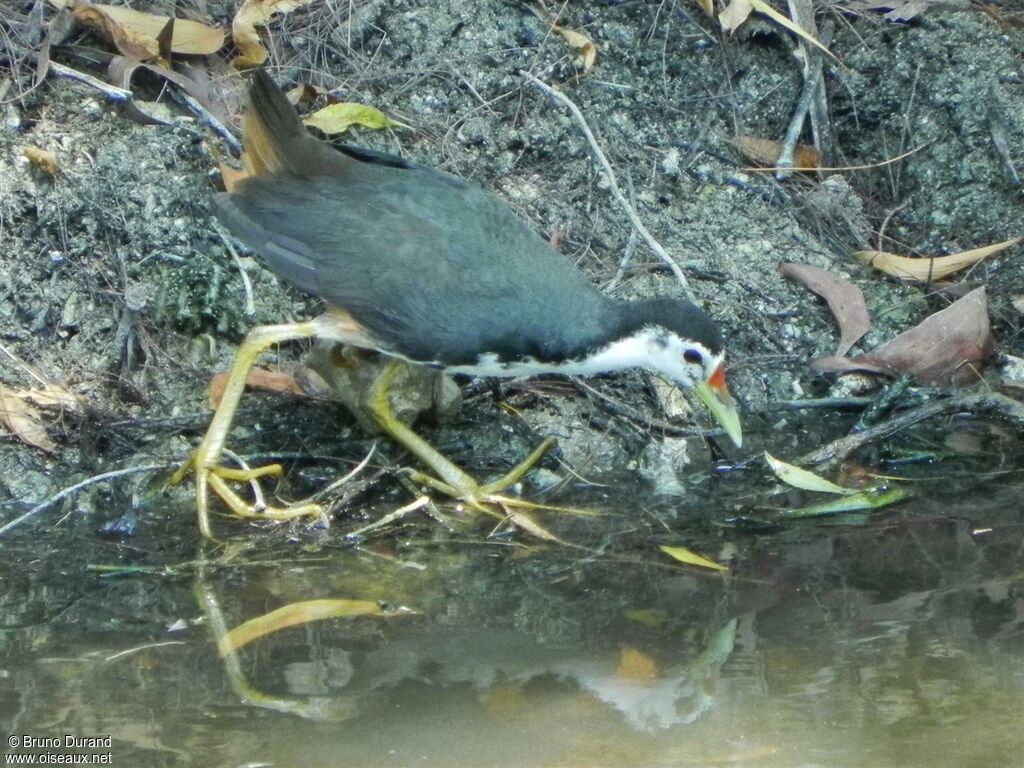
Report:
169,449,325,539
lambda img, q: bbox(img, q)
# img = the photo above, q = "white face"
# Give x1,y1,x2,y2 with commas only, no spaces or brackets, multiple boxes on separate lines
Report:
642,331,722,388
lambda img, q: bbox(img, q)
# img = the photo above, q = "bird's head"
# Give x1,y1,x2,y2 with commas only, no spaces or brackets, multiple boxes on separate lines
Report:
616,299,742,447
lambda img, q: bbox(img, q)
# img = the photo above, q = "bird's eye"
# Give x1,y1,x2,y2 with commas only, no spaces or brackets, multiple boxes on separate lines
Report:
683,349,703,365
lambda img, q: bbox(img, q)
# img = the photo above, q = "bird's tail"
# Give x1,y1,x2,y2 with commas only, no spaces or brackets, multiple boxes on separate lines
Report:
224,69,349,190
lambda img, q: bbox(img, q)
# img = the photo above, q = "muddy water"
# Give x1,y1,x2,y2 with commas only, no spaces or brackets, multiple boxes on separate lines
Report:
2,424,1022,768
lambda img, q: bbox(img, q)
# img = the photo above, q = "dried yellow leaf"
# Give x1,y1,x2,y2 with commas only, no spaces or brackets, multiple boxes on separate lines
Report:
854,237,1022,282
71,2,224,58
694,0,715,15
659,545,729,573
24,146,60,176
303,102,407,135
0,385,56,453
231,0,317,69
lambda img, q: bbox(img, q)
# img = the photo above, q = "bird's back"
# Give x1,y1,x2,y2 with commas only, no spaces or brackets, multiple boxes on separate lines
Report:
214,70,614,367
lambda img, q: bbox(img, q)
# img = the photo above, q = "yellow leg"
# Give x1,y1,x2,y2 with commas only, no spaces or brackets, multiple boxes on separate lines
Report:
366,360,556,512
169,321,325,539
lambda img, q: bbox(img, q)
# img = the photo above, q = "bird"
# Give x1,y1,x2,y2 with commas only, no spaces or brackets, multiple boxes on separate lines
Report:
171,69,742,538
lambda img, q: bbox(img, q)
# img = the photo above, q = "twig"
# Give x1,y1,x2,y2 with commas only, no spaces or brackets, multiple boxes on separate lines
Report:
306,443,377,503
345,495,429,540
0,463,170,537
175,91,242,155
216,226,256,316
48,61,135,105
0,341,48,386
776,0,831,180
770,397,873,410
799,391,1024,467
524,73,694,300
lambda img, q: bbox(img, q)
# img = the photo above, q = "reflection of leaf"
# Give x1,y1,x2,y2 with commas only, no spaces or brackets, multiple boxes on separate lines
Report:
776,487,908,519
616,647,658,682
304,103,407,135
812,287,993,385
779,263,870,356
660,545,728,573
219,599,401,655
765,451,857,494
70,1,224,59
231,0,317,69
0,385,56,453
854,237,1021,282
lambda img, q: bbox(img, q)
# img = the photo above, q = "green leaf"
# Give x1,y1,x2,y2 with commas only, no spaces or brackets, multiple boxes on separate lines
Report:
303,103,409,135
776,487,909,519
765,451,857,495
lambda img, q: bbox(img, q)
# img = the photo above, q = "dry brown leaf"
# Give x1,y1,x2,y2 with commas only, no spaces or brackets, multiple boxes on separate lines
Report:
209,367,304,408
70,1,224,59
231,0,317,69
0,385,57,453
812,286,992,385
24,146,60,176
779,262,870,356
530,4,597,74
553,24,597,73
854,237,1021,283
735,136,821,170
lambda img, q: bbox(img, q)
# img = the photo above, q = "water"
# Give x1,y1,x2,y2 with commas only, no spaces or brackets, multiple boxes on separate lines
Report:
2,420,1022,767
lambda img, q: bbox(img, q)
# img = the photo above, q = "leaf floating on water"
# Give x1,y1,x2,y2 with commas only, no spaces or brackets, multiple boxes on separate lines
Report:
219,598,405,656
659,545,728,573
776,487,909,519
765,451,858,495
778,263,870,356
304,103,408,135
854,237,1021,282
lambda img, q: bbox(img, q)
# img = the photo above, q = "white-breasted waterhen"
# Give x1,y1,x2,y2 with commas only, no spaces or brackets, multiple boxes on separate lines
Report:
171,69,742,538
